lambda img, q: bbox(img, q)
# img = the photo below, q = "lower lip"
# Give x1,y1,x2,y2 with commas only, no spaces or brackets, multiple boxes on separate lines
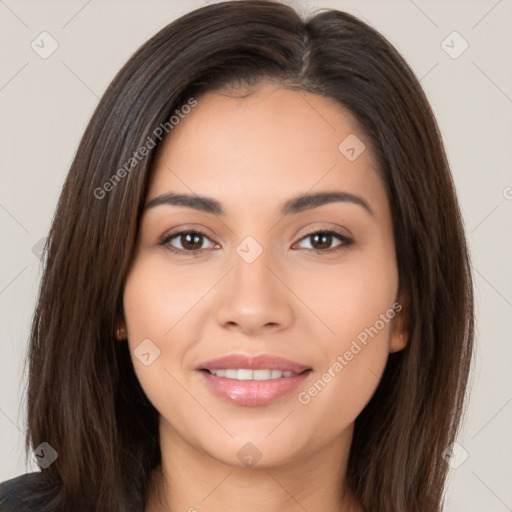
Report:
198,370,311,406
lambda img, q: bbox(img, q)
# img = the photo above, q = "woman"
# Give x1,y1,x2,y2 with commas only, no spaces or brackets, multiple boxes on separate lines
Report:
0,1,474,511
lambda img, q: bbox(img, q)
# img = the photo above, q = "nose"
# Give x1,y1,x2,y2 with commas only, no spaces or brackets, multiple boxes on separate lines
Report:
215,246,294,335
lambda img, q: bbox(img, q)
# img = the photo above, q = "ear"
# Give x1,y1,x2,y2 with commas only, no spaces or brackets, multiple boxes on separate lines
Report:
389,289,409,353
115,320,127,341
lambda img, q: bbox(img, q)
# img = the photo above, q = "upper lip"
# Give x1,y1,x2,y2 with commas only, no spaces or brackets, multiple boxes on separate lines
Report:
198,354,311,374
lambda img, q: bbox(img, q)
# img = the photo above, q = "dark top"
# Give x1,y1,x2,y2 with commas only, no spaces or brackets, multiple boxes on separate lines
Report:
0,472,55,512
0,472,145,511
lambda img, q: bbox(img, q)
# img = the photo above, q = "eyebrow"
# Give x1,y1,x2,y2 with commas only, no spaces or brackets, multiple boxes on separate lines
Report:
144,191,373,216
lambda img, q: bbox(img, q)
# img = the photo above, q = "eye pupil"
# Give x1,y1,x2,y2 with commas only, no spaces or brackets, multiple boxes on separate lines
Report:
182,233,203,250
311,233,332,250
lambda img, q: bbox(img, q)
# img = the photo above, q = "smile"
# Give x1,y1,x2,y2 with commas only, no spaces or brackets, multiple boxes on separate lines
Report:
197,353,312,406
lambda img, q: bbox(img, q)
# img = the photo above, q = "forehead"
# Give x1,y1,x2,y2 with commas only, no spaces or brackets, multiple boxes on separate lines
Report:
147,81,387,217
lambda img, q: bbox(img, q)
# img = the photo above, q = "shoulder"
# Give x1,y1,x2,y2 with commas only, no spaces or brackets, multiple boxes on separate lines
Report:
0,472,58,512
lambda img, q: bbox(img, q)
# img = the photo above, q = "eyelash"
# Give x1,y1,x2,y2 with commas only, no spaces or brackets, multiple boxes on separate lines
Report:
159,228,353,256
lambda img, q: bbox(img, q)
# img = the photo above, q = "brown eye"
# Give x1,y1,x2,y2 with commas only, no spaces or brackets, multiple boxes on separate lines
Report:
160,230,217,253
310,232,333,250
294,229,353,252
179,232,203,250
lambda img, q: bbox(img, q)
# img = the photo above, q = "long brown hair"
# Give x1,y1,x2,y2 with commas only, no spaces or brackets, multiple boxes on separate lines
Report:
21,1,473,511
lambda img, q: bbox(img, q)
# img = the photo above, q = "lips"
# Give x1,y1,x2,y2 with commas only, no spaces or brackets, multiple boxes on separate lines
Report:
197,354,312,406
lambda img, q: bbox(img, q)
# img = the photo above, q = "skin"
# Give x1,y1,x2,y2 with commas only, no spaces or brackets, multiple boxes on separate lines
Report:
120,80,408,512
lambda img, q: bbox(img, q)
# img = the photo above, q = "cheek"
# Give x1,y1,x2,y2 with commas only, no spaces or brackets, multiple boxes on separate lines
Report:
294,248,398,347
296,341,389,451
122,257,184,397
292,252,398,422
122,254,214,342
122,254,221,409
296,296,397,446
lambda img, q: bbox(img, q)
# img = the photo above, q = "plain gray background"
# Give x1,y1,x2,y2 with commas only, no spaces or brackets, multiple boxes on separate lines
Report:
1,0,511,510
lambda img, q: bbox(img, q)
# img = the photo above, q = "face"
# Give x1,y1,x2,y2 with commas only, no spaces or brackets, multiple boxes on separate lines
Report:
122,81,407,468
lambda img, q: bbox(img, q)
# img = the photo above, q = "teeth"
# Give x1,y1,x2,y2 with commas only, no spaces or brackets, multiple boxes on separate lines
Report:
225,369,237,379
237,369,254,380
207,369,298,380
